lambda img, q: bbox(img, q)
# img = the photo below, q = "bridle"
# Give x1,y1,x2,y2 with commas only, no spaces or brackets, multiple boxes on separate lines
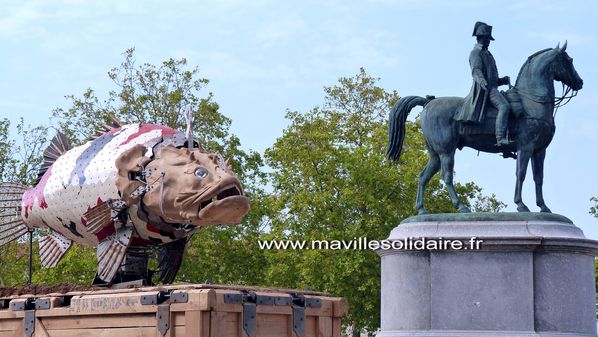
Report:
553,82,578,118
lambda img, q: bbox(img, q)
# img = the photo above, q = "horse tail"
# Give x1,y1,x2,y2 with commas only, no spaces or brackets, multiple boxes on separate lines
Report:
386,96,429,161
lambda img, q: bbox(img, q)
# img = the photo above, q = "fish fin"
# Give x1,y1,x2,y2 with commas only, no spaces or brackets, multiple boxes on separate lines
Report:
36,131,71,184
157,238,188,284
39,231,72,268
0,183,28,246
96,226,133,282
86,115,126,142
83,199,127,234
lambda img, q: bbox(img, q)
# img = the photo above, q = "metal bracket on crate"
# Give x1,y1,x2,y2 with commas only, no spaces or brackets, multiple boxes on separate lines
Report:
10,298,52,337
291,293,322,337
242,302,257,337
140,290,188,337
156,304,170,336
222,291,322,337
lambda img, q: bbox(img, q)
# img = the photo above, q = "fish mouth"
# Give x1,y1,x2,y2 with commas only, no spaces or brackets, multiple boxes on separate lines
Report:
194,182,250,225
198,184,243,211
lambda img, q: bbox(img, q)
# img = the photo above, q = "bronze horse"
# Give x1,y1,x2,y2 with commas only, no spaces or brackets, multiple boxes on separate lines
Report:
387,43,583,214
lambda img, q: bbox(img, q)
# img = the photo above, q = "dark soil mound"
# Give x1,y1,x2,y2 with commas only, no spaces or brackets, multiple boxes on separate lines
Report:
0,283,101,297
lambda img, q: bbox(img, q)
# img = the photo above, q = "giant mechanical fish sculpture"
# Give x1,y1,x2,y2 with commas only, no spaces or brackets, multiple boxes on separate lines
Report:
0,121,250,284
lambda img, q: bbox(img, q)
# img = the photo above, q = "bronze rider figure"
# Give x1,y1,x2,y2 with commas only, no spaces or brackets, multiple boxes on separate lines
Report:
469,21,511,145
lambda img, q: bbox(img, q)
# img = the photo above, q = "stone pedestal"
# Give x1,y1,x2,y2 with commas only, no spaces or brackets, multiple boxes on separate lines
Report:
376,213,598,337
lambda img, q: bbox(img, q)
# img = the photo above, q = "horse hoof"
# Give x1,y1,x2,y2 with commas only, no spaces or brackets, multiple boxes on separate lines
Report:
417,208,429,215
458,205,471,213
539,205,552,213
517,205,530,212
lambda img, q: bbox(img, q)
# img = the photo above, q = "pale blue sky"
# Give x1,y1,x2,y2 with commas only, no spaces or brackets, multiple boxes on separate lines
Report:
1,0,597,237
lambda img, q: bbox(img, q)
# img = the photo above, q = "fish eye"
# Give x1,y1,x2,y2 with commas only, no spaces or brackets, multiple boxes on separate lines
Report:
195,167,209,179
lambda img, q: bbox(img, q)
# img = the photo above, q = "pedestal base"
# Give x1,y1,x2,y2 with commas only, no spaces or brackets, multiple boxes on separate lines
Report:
377,213,598,337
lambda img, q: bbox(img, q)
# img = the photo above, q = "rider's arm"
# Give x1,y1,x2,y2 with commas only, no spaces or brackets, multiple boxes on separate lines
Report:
499,76,511,86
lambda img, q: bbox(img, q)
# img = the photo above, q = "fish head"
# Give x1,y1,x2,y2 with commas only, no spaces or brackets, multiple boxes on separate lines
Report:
141,145,250,226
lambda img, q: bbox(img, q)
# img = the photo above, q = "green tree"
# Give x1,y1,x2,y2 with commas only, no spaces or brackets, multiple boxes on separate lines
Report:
5,118,49,185
590,197,598,218
263,68,504,334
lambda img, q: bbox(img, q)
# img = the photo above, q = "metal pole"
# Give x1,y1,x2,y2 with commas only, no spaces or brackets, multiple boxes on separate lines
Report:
28,229,33,285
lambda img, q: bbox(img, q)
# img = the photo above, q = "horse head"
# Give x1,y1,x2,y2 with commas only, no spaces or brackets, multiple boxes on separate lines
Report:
552,41,583,91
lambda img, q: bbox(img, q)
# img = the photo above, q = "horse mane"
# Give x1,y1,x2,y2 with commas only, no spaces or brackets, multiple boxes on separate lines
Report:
515,48,554,85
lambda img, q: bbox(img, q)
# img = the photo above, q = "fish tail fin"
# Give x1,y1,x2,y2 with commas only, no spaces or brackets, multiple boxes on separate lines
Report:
0,183,29,246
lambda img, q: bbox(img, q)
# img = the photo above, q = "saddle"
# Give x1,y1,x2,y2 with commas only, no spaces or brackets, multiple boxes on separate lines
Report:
458,87,524,137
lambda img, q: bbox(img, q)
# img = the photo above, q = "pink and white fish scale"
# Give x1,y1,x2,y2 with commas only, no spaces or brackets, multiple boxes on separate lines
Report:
22,124,185,246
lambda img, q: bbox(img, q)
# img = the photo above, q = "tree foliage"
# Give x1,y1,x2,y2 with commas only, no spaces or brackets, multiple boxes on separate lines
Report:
263,68,503,333
590,197,598,218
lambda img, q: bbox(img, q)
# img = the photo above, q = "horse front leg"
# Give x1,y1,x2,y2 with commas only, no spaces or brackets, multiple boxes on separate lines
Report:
416,151,440,215
531,148,551,213
514,149,532,212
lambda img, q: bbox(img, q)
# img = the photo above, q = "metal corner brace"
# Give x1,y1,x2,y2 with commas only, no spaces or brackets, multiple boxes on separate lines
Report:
10,298,51,337
224,291,322,337
140,290,189,336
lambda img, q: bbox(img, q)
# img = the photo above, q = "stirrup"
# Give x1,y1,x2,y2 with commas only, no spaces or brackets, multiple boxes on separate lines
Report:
495,136,512,146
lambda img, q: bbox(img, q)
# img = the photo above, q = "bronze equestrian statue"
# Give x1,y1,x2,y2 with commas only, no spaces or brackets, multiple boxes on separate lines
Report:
387,22,583,215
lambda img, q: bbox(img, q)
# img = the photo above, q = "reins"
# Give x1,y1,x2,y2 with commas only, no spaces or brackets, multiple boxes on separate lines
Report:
553,83,577,118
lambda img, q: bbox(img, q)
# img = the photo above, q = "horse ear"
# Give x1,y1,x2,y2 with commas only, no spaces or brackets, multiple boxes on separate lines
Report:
561,40,567,51
555,42,560,50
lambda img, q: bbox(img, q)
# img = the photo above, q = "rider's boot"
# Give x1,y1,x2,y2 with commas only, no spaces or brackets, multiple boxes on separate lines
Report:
495,114,510,146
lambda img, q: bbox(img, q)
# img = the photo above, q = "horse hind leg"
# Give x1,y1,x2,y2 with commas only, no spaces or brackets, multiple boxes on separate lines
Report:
531,149,551,213
439,152,471,213
416,151,440,215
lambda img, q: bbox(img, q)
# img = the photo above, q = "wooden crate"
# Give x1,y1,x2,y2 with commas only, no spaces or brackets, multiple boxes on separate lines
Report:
0,284,347,337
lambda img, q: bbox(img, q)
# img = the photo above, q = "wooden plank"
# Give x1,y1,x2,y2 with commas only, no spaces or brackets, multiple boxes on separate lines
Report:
237,312,244,337
286,315,292,337
35,318,51,337
332,317,342,337
67,291,161,315
331,298,348,318
172,312,186,326
41,314,156,329
255,313,290,337
317,316,333,337
0,284,325,301
305,296,333,317
0,332,15,337
42,326,184,337
170,289,215,312
304,315,317,337
9,323,22,337
0,310,18,320
0,318,20,331
184,311,200,337
201,311,211,337
211,311,244,337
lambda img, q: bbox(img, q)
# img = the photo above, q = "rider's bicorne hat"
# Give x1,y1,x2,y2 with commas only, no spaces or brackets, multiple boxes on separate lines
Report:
472,21,495,40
